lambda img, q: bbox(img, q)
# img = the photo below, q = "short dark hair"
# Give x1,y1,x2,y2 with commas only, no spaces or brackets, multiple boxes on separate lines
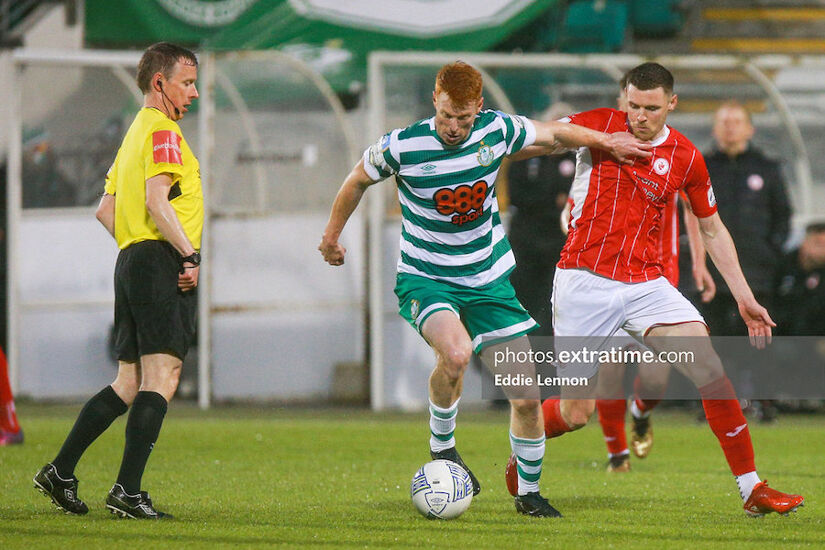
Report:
806,221,825,234
137,42,198,94
619,72,629,89
625,62,674,95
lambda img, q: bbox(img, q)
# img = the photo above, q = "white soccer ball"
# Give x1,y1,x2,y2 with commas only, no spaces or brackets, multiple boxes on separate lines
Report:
410,459,474,519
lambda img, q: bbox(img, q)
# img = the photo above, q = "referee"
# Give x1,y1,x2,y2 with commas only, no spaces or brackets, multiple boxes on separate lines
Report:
34,43,202,519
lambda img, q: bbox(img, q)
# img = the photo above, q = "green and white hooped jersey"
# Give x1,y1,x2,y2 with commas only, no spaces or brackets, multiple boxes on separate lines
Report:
363,110,536,289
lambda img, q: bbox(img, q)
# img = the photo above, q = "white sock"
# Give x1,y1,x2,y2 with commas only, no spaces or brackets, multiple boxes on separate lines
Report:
510,432,545,495
736,471,761,501
429,398,459,452
630,400,650,419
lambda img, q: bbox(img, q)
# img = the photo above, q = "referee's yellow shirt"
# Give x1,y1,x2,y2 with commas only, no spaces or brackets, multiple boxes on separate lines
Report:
104,107,203,250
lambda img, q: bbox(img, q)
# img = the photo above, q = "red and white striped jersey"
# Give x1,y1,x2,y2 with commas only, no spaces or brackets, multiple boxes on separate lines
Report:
659,193,680,287
559,108,716,283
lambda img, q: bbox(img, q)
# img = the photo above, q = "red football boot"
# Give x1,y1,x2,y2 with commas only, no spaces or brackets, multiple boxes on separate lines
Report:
743,481,804,517
505,453,518,497
0,428,23,446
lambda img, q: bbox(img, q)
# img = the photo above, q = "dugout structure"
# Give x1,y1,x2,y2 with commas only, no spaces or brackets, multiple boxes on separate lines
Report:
4,48,362,407
366,51,825,410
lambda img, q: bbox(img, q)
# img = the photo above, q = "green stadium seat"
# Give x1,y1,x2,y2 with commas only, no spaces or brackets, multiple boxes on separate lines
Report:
630,0,684,39
558,0,629,53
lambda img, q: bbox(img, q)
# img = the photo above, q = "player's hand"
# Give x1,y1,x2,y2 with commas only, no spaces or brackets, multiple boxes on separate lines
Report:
319,237,346,266
178,264,199,291
692,265,717,303
737,298,775,349
606,132,653,164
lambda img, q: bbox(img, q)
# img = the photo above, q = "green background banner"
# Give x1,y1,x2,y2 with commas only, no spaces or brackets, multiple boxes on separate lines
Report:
85,0,557,52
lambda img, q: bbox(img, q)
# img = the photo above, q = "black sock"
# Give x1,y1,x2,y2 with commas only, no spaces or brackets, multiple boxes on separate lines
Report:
116,391,168,495
52,385,128,477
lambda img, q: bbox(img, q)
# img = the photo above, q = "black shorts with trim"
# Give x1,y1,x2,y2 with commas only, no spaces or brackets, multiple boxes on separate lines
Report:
113,240,197,362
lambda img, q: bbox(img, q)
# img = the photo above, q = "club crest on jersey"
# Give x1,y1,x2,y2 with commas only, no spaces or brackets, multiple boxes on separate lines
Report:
653,157,670,176
410,299,420,320
477,142,494,167
747,174,764,191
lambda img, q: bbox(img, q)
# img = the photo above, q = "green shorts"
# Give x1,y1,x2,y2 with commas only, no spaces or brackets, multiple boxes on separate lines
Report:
395,272,538,353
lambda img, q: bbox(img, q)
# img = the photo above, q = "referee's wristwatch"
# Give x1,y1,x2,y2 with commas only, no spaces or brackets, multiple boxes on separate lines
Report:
181,251,201,266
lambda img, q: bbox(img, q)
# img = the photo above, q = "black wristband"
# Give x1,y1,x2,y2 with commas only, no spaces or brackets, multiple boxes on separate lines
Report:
181,251,201,266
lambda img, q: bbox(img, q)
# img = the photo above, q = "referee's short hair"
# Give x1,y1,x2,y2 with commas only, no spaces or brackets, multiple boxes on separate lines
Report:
806,221,825,234
137,42,198,94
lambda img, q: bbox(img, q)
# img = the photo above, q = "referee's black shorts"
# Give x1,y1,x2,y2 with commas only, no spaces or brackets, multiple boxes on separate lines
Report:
113,240,197,362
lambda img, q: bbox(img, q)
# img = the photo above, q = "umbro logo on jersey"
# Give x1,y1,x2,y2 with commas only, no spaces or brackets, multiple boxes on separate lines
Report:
422,164,436,173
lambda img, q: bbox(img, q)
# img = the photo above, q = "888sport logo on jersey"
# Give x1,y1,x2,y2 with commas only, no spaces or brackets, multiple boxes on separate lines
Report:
433,180,489,225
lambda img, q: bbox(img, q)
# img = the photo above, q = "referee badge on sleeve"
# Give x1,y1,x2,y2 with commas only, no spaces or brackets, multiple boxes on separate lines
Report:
152,130,182,165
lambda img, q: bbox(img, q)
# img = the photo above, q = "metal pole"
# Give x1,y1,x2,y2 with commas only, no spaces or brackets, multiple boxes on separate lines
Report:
197,50,215,409
743,62,814,221
367,52,386,411
6,60,22,392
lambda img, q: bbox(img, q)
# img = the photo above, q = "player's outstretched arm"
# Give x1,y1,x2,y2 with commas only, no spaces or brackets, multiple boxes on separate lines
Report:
508,144,557,162
698,212,775,347
95,193,116,239
532,120,652,164
319,159,378,266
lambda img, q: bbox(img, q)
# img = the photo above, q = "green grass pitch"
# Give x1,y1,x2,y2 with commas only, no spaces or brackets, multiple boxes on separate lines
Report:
1,404,822,548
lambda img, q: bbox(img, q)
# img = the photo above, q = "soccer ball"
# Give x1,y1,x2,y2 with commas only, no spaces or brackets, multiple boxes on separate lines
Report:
410,459,474,519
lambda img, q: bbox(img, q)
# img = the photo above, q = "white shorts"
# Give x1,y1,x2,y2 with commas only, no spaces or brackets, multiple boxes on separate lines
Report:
551,268,706,378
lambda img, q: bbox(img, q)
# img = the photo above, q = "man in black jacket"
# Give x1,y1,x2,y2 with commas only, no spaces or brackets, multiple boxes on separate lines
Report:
703,101,792,422
774,222,825,336
702,101,792,336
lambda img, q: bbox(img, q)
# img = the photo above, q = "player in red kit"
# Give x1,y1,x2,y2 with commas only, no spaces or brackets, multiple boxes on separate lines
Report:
591,79,718,472
0,345,23,445
506,62,803,517
592,191,716,471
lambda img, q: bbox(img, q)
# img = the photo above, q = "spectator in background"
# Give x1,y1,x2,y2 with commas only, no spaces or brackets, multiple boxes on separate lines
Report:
774,222,825,336
507,102,576,336
21,132,76,208
702,101,792,335
703,101,792,422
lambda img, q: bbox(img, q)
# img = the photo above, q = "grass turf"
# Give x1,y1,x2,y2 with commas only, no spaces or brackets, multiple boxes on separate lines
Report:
0,404,822,548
